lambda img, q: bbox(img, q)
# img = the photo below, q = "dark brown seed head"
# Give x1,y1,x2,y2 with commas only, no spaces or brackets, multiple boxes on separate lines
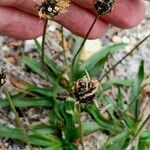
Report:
56,91,68,101
0,68,6,87
72,77,99,103
38,0,70,19
93,0,115,15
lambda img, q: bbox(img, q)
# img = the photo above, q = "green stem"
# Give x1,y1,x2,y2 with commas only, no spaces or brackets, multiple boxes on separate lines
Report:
71,15,99,75
77,102,84,150
126,114,150,149
3,86,32,149
133,114,150,141
118,82,147,122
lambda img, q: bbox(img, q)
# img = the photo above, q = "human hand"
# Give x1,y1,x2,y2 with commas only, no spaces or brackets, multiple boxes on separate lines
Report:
0,0,145,39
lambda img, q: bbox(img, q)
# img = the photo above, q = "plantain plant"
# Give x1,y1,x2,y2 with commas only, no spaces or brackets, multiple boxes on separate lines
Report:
0,0,149,149
0,33,149,150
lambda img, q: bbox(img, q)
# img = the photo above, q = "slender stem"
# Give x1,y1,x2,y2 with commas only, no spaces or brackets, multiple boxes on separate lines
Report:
99,34,150,82
127,114,150,150
77,102,84,150
125,114,150,150
2,86,32,149
133,114,150,141
71,15,99,74
115,84,145,124
60,26,67,70
107,85,147,145
41,19,49,79
3,86,22,127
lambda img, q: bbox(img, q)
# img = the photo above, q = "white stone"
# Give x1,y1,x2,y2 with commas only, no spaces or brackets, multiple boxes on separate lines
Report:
80,39,102,61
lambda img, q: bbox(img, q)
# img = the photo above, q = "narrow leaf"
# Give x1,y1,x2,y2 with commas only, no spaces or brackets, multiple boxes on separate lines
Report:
129,60,144,120
83,43,127,71
0,125,25,142
101,130,130,150
34,39,60,76
82,121,100,135
0,94,53,108
101,79,132,91
22,56,56,84
86,104,117,132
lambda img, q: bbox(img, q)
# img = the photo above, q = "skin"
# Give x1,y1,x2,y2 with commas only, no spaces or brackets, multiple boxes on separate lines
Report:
0,0,145,39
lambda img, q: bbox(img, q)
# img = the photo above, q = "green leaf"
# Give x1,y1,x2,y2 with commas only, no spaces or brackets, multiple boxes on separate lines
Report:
129,60,144,120
59,101,78,141
44,57,60,77
22,56,57,84
82,121,100,135
101,97,118,122
82,43,127,76
0,94,54,108
30,124,55,135
139,128,150,143
44,145,62,150
101,79,132,91
138,140,149,150
29,133,61,147
61,142,78,150
101,130,131,150
71,36,85,81
86,104,117,132
34,39,41,50
27,86,54,97
116,87,125,112
138,128,150,150
72,36,83,57
49,101,79,142
0,125,62,148
123,115,136,128
34,39,60,77
0,125,25,142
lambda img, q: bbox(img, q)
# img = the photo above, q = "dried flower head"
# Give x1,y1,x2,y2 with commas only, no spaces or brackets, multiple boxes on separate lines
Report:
38,0,70,19
72,77,99,103
0,68,6,87
56,91,68,101
93,0,115,15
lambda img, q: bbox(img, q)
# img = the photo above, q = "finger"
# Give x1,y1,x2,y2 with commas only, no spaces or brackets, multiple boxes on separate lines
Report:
55,4,109,38
72,0,145,28
0,2,109,39
0,6,44,39
0,0,39,15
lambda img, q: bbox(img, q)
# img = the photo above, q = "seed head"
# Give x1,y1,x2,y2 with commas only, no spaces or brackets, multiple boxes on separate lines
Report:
72,77,99,103
56,91,68,101
38,0,70,19
0,68,6,87
93,0,115,15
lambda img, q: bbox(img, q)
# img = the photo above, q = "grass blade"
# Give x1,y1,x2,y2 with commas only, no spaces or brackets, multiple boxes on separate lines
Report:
129,60,144,120
0,125,25,142
0,94,53,108
101,79,132,91
22,56,57,84
82,43,127,72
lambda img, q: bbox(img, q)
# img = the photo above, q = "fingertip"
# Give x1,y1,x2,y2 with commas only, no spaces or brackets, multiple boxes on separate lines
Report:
121,1,145,28
102,0,145,29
